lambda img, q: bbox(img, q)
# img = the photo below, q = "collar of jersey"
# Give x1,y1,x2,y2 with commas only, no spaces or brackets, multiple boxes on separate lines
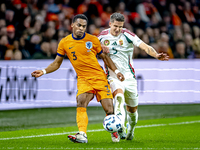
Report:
72,32,85,40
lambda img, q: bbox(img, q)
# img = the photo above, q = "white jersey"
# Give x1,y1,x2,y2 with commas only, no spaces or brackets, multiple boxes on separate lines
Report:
98,28,143,79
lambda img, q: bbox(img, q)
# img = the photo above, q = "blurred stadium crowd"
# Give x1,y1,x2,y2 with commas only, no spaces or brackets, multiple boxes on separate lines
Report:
0,0,200,60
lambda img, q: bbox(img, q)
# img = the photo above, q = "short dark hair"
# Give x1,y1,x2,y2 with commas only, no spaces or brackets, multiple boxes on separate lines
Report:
175,40,185,46
72,14,88,23
176,39,184,44
110,13,125,23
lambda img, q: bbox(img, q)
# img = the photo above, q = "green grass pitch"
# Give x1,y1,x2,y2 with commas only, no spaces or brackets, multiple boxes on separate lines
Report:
0,104,200,149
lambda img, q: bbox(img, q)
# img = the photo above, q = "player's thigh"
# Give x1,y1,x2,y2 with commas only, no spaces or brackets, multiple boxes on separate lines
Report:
108,77,125,93
124,79,138,107
76,92,94,107
95,79,114,115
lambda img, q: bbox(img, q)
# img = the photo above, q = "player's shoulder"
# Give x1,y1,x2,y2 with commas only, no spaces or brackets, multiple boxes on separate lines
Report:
97,28,110,37
60,34,72,43
121,28,136,37
86,33,99,42
86,32,97,38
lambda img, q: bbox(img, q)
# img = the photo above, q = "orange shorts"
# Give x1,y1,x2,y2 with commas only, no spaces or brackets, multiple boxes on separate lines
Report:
77,77,113,102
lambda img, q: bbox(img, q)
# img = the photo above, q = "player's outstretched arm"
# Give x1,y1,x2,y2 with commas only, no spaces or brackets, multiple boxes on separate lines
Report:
139,42,169,61
99,53,125,81
31,55,64,78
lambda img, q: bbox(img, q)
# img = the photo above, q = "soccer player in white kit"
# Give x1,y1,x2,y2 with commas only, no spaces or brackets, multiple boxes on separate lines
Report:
98,13,169,142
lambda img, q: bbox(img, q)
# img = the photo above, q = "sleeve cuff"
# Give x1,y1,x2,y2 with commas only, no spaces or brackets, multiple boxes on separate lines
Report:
57,53,65,57
97,50,103,55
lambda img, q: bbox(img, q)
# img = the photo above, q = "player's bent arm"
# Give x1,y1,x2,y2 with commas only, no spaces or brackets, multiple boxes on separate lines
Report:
45,55,64,74
99,52,117,72
31,55,64,78
99,53,125,81
138,42,158,58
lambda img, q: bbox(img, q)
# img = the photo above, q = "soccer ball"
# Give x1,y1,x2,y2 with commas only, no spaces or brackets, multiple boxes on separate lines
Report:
103,115,122,133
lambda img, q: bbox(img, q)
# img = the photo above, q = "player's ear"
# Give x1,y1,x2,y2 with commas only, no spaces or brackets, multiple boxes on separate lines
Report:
71,23,74,28
109,22,112,27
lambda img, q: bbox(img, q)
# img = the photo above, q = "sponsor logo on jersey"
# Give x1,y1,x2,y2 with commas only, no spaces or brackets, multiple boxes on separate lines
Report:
69,46,74,49
119,39,123,45
104,40,110,46
112,42,117,45
86,41,93,49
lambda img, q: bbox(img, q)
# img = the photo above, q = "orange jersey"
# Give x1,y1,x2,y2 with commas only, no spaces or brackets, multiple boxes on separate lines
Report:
57,33,106,79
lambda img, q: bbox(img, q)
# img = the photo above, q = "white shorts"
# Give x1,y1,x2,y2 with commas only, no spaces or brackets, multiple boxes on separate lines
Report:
108,77,138,107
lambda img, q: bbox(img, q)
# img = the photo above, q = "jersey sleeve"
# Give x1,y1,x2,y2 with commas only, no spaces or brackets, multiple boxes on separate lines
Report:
123,29,143,47
57,38,66,57
93,36,103,55
97,32,102,40
97,33,103,42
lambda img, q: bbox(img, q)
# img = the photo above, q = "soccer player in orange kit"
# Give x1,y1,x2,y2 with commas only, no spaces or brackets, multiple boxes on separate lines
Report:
31,14,125,143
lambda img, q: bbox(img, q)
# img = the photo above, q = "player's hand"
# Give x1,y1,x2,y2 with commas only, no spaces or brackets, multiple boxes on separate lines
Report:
117,72,125,81
156,52,169,61
101,44,110,53
31,70,44,78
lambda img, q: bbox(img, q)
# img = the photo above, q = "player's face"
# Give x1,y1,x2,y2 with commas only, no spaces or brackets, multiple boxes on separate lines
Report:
109,20,124,36
71,18,87,38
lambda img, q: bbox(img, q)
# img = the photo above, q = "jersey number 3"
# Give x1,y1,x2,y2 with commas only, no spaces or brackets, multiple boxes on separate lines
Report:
71,51,77,60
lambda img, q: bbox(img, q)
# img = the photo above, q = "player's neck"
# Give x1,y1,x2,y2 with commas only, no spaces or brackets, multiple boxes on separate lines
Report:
72,32,86,40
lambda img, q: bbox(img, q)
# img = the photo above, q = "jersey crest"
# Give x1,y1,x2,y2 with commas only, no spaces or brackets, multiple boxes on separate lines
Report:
104,40,110,46
119,39,123,45
86,41,93,49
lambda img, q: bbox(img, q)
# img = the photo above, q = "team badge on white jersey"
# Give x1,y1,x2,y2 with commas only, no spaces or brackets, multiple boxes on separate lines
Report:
119,39,123,45
86,41,93,49
104,40,110,46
